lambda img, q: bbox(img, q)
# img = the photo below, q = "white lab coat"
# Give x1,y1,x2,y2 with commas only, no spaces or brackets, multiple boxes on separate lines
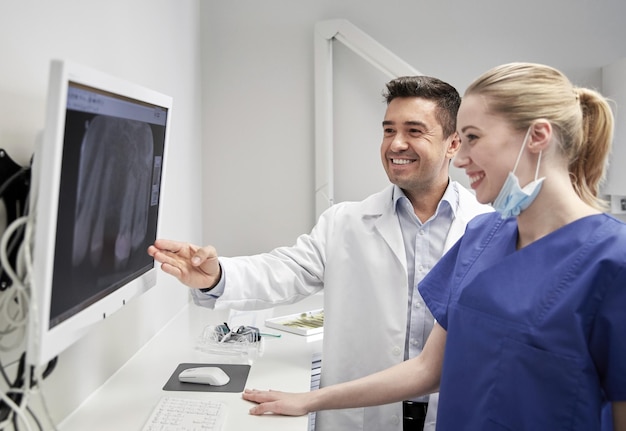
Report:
192,182,492,431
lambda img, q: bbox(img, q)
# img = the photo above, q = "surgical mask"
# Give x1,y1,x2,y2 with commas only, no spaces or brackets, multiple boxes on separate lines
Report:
492,127,544,219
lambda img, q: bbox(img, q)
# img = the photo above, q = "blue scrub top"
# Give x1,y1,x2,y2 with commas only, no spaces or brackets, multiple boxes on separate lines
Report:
419,212,626,430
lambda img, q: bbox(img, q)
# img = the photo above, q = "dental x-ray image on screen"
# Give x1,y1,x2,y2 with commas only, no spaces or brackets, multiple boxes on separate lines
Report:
71,116,154,270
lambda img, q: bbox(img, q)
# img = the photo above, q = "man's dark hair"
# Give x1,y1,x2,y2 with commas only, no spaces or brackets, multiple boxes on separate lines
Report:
383,76,461,138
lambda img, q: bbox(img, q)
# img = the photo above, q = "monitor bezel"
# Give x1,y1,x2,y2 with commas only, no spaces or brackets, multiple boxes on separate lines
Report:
27,59,172,368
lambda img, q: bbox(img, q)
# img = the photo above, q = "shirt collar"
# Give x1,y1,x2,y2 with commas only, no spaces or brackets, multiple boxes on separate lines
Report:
392,180,459,218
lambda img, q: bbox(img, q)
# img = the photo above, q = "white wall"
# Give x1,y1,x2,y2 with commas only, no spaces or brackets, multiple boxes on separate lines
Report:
200,0,626,257
0,0,204,425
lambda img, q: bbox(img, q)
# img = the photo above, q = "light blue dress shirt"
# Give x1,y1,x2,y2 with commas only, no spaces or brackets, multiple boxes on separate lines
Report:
393,181,457,402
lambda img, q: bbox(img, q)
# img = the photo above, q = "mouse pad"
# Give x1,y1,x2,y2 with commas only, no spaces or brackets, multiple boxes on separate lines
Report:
163,363,251,393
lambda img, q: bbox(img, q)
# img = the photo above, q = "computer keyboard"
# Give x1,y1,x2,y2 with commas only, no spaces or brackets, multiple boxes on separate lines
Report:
142,396,227,431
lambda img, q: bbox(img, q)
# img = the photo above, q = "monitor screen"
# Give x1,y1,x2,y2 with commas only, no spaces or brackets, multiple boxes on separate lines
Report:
27,60,172,367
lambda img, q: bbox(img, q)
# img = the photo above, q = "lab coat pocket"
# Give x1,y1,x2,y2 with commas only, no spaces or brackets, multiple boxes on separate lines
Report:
486,337,581,430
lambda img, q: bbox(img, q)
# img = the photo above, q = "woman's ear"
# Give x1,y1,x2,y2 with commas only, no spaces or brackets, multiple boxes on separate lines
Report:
528,120,552,153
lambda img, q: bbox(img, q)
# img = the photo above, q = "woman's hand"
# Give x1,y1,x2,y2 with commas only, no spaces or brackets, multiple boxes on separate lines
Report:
242,324,447,418
243,389,312,416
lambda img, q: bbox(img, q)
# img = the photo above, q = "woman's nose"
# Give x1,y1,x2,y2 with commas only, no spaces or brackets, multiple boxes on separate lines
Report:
453,144,469,169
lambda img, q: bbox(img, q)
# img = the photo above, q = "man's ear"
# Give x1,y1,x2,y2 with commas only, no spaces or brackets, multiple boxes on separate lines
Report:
446,132,461,159
528,120,552,153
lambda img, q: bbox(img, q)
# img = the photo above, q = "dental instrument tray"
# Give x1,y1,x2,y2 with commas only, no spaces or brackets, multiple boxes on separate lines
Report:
264,309,324,336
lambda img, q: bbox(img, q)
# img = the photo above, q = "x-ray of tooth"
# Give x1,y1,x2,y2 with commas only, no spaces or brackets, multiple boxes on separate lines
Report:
72,116,154,270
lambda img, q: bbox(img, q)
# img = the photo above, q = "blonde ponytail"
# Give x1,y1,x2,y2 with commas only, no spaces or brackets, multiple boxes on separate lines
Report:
570,87,613,210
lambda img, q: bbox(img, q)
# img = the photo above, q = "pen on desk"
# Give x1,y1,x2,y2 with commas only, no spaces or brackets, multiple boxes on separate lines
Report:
260,332,282,338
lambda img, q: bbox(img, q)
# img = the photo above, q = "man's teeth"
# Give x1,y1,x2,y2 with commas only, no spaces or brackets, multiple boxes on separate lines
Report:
392,159,412,165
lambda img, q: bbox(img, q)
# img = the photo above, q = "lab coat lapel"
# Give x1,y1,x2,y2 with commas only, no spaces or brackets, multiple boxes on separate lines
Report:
444,216,466,253
364,186,407,273
375,210,406,272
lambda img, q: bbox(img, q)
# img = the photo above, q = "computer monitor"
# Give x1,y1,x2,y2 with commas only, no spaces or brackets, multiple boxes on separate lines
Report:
27,59,172,368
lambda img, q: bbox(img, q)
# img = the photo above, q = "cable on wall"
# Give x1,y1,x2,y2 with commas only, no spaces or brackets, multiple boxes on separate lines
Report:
0,149,57,430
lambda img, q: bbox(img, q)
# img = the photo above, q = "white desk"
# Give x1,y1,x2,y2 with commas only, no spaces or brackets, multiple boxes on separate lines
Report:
58,295,323,431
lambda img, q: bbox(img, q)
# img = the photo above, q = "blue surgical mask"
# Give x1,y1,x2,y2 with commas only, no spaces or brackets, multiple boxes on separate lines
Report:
492,127,544,219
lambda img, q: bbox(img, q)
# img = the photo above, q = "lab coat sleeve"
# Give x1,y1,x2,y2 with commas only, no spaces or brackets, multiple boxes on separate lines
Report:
192,204,339,311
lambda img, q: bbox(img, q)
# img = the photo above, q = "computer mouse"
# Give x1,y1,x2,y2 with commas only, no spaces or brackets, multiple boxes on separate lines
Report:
178,366,230,386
